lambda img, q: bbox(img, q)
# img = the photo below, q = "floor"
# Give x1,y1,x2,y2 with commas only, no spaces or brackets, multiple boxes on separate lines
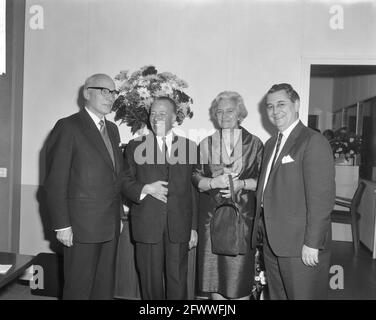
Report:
0,280,57,300
328,241,376,300
0,241,375,300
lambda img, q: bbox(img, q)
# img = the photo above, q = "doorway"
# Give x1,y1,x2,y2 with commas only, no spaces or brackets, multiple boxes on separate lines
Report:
307,64,376,181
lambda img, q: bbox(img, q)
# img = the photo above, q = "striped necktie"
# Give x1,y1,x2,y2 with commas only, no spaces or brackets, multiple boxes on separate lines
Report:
99,119,115,168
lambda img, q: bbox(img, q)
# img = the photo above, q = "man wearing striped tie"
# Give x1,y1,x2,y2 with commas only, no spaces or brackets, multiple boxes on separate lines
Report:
252,83,335,300
44,74,123,299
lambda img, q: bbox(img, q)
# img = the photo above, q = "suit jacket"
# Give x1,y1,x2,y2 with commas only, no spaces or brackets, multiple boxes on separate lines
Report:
122,133,198,244
44,108,124,243
252,121,335,257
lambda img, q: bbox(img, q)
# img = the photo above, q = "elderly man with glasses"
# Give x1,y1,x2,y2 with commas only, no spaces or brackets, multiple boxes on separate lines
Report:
44,73,123,299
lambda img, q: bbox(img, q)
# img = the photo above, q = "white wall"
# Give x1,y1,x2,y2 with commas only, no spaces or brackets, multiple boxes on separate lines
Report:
308,73,376,133
333,74,376,111
309,77,334,131
19,0,376,254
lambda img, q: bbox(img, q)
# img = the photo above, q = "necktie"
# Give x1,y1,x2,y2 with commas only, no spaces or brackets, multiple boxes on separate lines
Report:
262,132,283,209
162,136,170,179
267,132,283,182
162,136,170,163
99,120,115,168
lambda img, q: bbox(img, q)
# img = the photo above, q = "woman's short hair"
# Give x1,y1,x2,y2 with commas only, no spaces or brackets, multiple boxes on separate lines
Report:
210,91,248,124
267,83,300,103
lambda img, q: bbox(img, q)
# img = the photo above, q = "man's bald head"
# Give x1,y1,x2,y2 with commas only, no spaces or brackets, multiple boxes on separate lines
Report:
83,73,116,118
84,74,115,90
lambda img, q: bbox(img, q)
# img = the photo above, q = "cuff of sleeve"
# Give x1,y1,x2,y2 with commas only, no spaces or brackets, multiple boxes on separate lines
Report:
55,226,71,232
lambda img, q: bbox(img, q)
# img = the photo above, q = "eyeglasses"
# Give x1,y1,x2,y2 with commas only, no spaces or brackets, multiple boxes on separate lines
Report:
87,87,119,98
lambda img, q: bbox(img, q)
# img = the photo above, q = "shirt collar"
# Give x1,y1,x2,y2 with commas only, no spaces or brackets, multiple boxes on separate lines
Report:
156,129,174,143
85,107,105,126
280,119,299,139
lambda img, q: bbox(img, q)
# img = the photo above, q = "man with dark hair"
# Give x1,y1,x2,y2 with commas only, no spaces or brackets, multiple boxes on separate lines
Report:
252,83,335,299
44,74,123,299
122,97,198,300
323,129,334,141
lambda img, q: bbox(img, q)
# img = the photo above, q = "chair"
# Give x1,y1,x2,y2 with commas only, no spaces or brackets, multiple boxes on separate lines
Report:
331,181,366,253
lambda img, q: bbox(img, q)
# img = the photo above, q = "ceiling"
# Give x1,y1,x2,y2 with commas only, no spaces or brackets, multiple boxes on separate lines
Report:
311,65,376,78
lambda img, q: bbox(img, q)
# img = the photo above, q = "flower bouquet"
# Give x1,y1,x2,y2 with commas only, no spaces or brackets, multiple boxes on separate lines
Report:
112,65,194,134
252,245,266,300
329,128,362,164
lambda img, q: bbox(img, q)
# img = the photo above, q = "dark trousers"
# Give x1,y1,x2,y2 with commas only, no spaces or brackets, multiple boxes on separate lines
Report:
135,224,189,300
259,217,331,300
63,237,118,300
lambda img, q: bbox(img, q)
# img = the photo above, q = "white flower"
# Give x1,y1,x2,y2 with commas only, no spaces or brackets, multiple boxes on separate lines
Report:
349,138,354,143
255,276,260,282
338,148,343,152
169,81,178,89
259,271,266,285
160,83,173,95
138,78,150,87
350,150,354,155
179,103,188,114
115,70,129,81
137,87,151,99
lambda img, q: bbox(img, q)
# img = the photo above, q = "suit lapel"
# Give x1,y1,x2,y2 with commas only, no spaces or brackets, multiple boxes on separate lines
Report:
151,133,170,175
256,136,276,202
267,121,304,183
106,120,121,174
78,109,115,171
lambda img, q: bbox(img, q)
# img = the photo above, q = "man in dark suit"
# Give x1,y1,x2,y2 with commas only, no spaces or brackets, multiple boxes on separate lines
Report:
44,74,123,299
252,83,335,300
123,96,198,300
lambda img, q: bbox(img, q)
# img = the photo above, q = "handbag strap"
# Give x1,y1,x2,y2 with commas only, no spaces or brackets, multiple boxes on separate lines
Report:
220,129,223,164
228,174,236,203
221,130,236,204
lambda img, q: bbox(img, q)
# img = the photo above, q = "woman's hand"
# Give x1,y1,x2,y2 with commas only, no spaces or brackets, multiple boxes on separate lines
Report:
211,174,230,189
219,178,243,198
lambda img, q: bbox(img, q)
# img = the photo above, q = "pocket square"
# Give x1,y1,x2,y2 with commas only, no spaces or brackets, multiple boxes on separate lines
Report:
282,155,294,164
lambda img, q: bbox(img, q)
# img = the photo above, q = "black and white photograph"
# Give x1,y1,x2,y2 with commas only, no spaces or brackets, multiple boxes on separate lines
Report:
0,0,376,306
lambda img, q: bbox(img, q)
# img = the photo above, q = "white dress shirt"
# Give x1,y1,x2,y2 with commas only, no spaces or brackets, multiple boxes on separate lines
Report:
139,130,174,200
155,130,173,157
262,119,300,194
55,107,106,232
85,106,105,130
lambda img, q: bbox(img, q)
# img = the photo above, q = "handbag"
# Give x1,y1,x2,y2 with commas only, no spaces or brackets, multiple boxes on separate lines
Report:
210,174,247,256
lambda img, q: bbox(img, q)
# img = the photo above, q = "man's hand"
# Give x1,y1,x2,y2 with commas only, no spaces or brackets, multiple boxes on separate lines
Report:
302,244,319,267
143,181,168,203
189,230,198,250
57,227,73,247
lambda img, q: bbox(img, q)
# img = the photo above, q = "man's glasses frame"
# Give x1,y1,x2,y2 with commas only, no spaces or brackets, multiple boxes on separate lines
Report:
87,86,119,98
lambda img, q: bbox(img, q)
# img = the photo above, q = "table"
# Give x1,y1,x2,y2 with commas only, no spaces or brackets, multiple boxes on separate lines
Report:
0,252,36,289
